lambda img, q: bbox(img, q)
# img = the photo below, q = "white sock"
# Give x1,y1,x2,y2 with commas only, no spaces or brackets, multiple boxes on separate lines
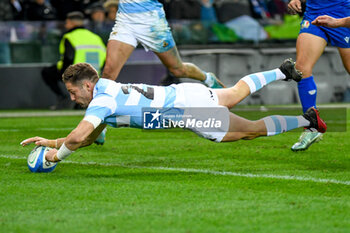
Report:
263,115,310,136
241,68,286,94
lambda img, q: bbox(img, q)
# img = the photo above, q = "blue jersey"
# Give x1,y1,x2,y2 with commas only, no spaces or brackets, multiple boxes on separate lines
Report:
300,0,350,48
306,0,350,12
85,78,179,128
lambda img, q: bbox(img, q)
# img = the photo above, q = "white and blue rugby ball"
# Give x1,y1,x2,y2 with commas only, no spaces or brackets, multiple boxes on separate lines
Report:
27,146,57,173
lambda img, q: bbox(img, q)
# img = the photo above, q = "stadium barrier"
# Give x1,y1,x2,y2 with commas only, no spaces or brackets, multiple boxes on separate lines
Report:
0,47,348,109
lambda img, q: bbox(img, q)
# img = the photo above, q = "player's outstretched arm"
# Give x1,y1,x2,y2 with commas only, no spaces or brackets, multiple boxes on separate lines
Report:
20,121,104,149
21,119,98,162
21,137,65,148
47,119,97,162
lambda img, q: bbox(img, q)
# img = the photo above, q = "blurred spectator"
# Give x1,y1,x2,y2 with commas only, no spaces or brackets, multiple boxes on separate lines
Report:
25,0,56,21
41,11,106,109
0,0,14,20
50,0,100,20
267,0,288,19
200,0,218,22
249,0,271,20
50,0,82,20
85,1,107,40
11,0,25,20
103,0,118,22
85,2,105,23
249,0,287,24
167,0,201,20
215,0,253,23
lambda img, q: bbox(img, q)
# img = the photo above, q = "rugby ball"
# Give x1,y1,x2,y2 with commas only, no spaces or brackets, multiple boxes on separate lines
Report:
27,146,57,173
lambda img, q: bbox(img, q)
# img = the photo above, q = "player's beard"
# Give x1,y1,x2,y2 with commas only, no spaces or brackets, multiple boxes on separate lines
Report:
77,101,88,109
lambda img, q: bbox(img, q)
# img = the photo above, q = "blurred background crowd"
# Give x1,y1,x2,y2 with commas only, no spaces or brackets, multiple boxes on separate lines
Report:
0,0,302,47
0,0,291,23
0,0,304,65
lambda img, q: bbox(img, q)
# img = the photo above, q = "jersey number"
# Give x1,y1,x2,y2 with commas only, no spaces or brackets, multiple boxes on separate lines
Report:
121,85,154,100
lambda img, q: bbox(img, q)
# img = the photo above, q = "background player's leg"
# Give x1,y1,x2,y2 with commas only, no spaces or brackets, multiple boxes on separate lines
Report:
291,33,327,151
295,33,326,113
155,46,203,80
155,47,225,88
338,47,350,74
102,40,135,80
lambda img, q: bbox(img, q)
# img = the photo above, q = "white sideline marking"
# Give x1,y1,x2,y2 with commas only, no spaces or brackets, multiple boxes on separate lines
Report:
1,154,349,186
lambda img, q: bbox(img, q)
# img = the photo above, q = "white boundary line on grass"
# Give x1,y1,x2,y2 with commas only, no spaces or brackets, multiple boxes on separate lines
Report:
1,154,349,186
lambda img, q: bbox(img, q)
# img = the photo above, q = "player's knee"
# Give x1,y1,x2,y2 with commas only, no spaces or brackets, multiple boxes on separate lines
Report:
295,63,312,77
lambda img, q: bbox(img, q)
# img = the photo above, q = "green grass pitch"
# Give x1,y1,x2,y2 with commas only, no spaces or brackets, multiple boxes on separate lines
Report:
0,108,349,233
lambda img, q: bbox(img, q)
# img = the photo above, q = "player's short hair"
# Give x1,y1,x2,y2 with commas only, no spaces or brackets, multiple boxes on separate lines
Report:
62,63,99,84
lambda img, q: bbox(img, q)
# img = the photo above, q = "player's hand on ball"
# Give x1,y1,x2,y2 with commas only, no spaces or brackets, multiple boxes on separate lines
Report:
45,148,60,162
21,137,51,147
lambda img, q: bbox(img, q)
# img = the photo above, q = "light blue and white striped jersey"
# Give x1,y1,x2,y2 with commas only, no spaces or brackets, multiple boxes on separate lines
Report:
117,0,165,24
85,78,179,128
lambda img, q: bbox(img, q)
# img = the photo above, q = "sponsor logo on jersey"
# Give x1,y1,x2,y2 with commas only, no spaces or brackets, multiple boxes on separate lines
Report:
301,20,310,29
345,37,350,43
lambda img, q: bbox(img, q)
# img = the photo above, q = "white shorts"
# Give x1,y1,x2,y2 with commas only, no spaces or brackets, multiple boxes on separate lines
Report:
174,83,230,142
109,13,176,53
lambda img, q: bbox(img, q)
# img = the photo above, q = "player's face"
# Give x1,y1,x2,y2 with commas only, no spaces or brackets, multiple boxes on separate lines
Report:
65,81,93,108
